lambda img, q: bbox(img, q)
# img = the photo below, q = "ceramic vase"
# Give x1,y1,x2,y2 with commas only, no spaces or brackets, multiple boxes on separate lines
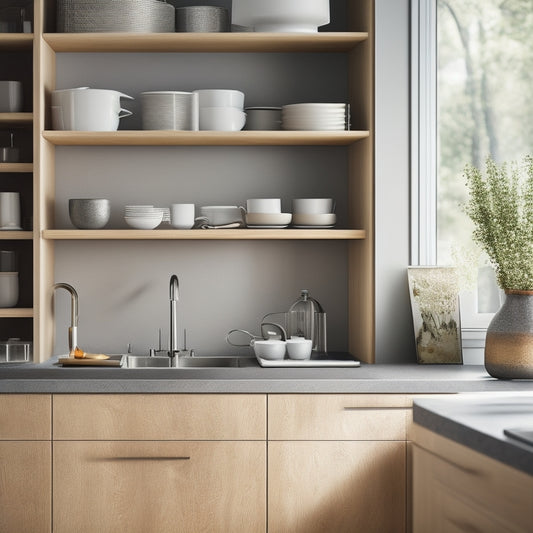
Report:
485,290,533,379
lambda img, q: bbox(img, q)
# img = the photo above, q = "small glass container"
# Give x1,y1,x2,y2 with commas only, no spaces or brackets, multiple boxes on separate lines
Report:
0,338,32,363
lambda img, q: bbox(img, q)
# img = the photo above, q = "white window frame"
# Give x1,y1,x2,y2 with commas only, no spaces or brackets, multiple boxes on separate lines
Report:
410,0,493,343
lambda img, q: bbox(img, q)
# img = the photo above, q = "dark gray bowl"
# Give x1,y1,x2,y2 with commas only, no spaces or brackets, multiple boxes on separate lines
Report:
69,198,110,229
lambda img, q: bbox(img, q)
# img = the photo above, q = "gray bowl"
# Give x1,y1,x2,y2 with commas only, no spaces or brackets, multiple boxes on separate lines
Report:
69,198,110,229
176,6,229,33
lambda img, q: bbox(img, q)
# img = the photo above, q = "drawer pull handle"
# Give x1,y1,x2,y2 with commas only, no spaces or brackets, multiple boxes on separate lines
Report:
103,456,191,461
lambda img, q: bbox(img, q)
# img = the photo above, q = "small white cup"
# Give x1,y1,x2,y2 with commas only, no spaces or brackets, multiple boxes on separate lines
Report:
246,198,281,214
252,339,286,360
170,203,195,229
0,272,18,307
286,337,313,360
292,198,334,214
0,192,21,229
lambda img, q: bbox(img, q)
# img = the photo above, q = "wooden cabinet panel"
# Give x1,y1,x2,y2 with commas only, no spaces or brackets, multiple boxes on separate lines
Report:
53,394,266,440
413,425,533,533
53,440,266,533
268,441,406,533
0,441,51,533
268,394,409,440
0,394,51,439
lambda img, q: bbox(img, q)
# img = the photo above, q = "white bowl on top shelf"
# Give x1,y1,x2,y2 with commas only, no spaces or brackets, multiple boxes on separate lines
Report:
231,0,329,33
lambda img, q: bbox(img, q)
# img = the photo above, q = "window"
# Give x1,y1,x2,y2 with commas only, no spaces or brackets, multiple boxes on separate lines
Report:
412,0,533,330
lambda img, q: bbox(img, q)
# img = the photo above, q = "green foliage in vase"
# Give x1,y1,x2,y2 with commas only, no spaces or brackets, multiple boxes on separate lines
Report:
464,155,533,290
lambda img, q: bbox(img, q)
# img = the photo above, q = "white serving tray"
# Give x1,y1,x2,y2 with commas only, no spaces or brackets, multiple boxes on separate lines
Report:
257,357,360,368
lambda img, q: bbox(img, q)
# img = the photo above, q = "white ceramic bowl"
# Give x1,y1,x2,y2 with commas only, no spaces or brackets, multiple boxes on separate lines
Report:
246,198,281,214
292,198,335,214
286,337,313,360
245,213,292,226
232,0,330,33
124,214,163,230
194,89,245,109
291,213,336,226
253,339,286,360
199,107,246,131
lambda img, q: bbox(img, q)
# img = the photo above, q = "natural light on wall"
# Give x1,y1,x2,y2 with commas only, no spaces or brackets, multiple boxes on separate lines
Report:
412,0,532,342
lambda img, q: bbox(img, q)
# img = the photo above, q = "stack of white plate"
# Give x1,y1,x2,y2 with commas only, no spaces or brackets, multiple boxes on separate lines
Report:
281,103,349,131
124,205,163,230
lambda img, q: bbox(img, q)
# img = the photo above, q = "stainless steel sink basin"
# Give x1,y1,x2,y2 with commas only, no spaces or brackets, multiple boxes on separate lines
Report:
125,355,253,369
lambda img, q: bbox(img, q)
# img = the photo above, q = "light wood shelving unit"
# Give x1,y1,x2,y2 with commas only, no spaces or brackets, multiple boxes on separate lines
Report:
27,0,375,363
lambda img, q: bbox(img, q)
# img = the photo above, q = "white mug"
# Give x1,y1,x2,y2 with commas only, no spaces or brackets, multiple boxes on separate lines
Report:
0,192,21,230
292,198,335,214
170,203,195,229
246,198,281,214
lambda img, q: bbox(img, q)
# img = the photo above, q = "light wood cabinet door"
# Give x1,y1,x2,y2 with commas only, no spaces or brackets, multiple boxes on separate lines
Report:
53,440,266,533
0,394,51,439
0,441,51,533
268,441,406,533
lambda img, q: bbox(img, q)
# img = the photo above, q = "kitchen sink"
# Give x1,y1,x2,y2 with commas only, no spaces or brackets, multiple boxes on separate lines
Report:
125,355,253,369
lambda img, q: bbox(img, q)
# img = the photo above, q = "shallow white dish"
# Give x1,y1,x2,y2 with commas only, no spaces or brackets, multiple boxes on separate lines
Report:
292,225,335,229
124,215,162,230
245,212,292,226
292,213,336,226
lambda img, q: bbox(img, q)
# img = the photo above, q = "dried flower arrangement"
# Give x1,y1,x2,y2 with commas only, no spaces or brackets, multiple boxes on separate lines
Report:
464,155,533,290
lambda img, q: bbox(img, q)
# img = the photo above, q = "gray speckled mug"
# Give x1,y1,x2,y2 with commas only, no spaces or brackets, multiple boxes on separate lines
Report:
69,198,110,229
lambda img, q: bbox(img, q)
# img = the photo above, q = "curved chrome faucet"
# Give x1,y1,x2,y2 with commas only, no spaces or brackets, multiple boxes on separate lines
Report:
169,275,180,362
53,282,79,355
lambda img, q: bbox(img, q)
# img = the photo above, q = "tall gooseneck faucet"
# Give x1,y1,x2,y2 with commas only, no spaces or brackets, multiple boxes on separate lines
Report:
169,275,180,362
53,282,79,355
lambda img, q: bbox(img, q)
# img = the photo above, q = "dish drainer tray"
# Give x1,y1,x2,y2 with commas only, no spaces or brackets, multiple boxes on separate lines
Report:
257,356,360,368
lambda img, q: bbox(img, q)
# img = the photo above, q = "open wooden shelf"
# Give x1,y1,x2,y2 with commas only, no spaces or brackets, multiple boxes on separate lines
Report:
0,34,33,50
0,113,33,125
0,308,33,318
43,130,369,146
44,32,368,53
42,229,366,240
0,163,33,173
0,231,32,240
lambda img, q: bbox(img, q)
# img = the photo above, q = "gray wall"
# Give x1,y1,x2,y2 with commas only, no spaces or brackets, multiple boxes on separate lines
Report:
53,0,416,362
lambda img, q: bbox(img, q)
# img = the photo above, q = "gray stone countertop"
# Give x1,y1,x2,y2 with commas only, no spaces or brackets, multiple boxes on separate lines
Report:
413,394,533,476
1,358,533,393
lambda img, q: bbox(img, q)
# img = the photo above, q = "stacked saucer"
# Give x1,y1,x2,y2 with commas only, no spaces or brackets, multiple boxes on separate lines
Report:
244,198,291,229
124,205,163,230
281,103,349,131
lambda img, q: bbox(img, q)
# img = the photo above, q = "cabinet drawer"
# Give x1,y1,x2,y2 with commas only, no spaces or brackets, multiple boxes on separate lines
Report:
0,394,51,440
53,440,266,533
268,394,409,440
53,394,266,440
413,426,533,532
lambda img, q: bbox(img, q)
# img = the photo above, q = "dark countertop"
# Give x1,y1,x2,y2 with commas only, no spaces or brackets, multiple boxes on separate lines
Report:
413,395,533,476
1,358,533,393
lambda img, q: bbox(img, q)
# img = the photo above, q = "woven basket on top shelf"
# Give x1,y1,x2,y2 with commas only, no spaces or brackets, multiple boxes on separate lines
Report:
57,0,175,33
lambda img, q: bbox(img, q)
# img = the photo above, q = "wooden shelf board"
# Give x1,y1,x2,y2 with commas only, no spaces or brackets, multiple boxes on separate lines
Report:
0,112,33,125
0,163,33,173
43,32,368,53
0,231,32,240
42,229,366,240
43,130,369,146
0,308,33,318
0,34,33,50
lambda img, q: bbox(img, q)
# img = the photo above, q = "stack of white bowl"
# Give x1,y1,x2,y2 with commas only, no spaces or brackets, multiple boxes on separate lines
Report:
281,103,349,131
194,89,246,131
291,198,336,228
124,205,163,230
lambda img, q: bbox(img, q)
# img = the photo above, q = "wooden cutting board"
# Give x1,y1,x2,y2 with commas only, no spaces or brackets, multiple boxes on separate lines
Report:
58,355,124,367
